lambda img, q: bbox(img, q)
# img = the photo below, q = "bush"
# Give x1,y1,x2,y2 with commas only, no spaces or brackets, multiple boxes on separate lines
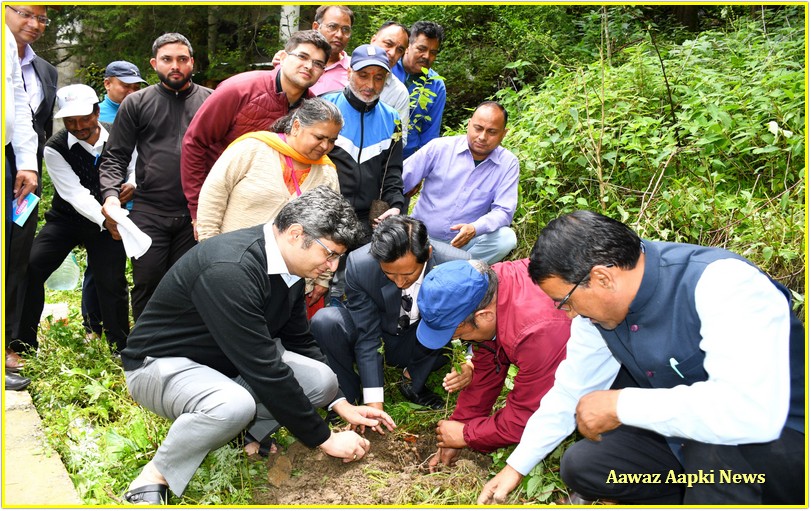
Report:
494,8,805,299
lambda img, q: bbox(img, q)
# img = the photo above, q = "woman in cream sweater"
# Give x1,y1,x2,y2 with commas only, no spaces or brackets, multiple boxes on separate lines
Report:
197,97,342,304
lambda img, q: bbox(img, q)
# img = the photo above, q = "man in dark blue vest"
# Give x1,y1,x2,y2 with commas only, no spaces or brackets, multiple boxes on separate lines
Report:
479,210,804,506
18,84,130,354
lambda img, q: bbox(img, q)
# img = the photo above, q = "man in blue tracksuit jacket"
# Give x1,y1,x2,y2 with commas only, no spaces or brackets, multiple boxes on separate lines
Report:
323,44,405,243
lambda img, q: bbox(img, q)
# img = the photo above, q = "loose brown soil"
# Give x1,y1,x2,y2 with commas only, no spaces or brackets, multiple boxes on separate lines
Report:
252,428,492,505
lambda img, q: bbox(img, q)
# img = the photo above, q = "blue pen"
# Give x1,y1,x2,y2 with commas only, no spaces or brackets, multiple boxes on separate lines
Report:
669,357,685,379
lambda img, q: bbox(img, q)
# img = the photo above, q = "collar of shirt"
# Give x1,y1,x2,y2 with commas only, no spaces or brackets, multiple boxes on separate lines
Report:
401,262,427,321
324,52,350,71
19,44,36,67
456,135,504,166
263,222,301,288
19,44,43,111
67,124,109,154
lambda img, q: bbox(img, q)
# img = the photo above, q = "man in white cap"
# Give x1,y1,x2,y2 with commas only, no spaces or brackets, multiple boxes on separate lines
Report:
99,60,147,123
17,84,130,355
321,44,405,304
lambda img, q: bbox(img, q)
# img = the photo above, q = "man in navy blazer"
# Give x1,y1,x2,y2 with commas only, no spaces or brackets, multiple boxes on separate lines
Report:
5,4,58,365
312,215,471,411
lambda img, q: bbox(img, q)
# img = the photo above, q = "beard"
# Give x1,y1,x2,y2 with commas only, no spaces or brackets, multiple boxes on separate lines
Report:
348,81,381,105
156,70,192,91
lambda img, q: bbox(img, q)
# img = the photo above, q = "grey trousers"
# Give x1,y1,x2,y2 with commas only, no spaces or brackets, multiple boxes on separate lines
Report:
125,339,339,496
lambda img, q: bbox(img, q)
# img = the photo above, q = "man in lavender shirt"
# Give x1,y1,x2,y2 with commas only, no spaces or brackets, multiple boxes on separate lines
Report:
402,101,518,263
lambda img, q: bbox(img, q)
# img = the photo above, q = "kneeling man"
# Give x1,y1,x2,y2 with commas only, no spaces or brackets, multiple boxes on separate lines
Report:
120,187,395,505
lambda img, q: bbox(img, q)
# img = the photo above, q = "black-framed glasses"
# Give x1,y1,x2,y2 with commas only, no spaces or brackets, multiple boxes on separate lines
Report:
286,52,327,71
6,6,50,26
398,294,413,333
312,238,344,262
321,22,352,36
554,264,614,310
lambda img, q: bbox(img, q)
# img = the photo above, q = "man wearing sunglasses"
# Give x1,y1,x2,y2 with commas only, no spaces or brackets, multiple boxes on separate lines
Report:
119,187,395,505
479,210,804,506
416,258,570,469
4,5,58,373
181,30,331,232
311,216,469,412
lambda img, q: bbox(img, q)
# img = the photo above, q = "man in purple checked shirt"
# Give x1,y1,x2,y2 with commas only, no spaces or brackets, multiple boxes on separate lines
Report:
401,101,518,264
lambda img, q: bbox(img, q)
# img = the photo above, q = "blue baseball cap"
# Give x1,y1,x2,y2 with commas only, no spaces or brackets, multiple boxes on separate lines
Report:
350,44,390,72
104,60,147,84
416,260,489,350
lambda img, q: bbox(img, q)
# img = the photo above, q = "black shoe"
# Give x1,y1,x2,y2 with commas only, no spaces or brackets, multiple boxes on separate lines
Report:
398,379,444,410
5,372,31,391
123,483,169,505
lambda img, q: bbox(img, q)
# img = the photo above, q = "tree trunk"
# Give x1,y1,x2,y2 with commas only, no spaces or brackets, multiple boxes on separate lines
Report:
673,6,699,32
279,5,299,42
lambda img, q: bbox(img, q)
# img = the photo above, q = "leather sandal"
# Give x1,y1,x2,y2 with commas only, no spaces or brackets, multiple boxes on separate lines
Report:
123,483,169,505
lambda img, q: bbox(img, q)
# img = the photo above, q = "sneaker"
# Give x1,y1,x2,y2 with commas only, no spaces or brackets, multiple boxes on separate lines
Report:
398,379,444,410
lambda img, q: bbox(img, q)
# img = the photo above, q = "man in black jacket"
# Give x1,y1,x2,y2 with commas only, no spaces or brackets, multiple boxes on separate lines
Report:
120,187,395,505
4,4,58,369
100,33,213,322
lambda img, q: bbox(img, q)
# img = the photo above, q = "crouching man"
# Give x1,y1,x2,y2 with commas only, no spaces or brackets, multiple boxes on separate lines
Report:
120,186,395,505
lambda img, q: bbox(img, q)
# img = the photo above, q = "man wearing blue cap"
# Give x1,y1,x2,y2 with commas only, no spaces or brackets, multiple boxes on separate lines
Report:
99,60,147,123
416,258,571,469
322,43,405,304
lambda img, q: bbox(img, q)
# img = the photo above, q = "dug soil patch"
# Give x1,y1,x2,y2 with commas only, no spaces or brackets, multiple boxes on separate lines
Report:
253,428,491,505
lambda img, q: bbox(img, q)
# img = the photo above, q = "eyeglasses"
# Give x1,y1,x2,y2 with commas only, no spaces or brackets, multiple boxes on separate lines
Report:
312,237,344,262
398,294,413,333
286,52,327,71
321,22,352,36
6,6,50,26
554,264,614,310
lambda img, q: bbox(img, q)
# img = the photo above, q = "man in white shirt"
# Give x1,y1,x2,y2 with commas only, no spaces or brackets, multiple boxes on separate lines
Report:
4,23,38,391
17,85,130,355
370,21,411,145
478,210,804,505
4,5,58,370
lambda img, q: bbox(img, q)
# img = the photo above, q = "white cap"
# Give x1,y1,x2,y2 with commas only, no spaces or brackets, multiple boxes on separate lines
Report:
54,84,100,119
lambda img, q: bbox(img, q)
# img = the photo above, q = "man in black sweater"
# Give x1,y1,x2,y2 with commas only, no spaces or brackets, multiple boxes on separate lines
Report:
120,186,395,505
99,33,212,322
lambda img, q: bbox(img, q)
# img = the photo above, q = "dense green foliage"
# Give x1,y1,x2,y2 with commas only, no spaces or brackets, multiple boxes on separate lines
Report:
493,8,806,302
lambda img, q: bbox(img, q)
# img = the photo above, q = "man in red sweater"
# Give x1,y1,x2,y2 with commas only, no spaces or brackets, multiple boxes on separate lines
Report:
416,259,571,468
180,30,331,230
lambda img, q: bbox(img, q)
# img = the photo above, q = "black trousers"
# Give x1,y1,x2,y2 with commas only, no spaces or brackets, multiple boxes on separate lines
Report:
5,148,39,350
81,266,102,335
18,217,130,351
128,210,196,323
560,409,805,504
310,306,447,405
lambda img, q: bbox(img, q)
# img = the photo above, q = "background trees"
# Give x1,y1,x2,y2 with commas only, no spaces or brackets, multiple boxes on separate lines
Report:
35,3,805,297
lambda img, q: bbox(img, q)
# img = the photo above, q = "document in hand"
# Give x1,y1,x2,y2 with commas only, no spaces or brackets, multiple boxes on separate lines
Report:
11,192,40,227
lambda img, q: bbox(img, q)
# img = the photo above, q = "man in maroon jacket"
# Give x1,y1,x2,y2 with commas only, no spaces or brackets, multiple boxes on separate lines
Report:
416,259,571,468
180,30,331,230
